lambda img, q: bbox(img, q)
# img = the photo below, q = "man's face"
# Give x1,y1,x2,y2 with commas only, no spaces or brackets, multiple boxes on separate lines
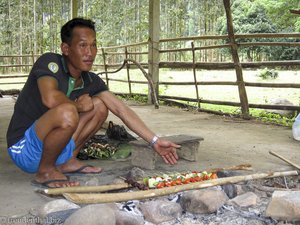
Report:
62,27,97,76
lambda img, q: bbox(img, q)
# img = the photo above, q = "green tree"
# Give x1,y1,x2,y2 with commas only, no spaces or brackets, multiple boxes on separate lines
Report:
216,0,300,61
259,0,300,32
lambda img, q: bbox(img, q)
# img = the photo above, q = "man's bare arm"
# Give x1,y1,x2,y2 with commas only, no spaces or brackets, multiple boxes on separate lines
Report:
97,91,180,164
37,76,93,112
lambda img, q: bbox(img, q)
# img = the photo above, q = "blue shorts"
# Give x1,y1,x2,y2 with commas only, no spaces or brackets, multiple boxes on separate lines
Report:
7,123,75,173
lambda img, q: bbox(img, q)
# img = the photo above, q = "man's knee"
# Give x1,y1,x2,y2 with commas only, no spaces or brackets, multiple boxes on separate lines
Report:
93,96,108,119
56,103,79,129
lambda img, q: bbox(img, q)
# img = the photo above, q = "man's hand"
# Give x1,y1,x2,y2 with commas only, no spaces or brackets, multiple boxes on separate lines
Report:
153,139,180,164
76,94,94,112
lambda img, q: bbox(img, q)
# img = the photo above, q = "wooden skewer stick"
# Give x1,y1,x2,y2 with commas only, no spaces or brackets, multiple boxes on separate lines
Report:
63,170,298,204
207,164,252,173
269,150,300,170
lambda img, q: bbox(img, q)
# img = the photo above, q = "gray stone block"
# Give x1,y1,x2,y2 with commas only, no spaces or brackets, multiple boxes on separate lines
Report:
130,135,204,169
131,145,158,169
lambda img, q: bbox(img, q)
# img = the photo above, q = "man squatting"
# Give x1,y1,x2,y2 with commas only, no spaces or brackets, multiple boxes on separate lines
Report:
6,18,180,188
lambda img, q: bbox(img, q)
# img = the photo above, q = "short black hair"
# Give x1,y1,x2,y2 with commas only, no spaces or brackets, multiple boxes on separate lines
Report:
61,18,95,44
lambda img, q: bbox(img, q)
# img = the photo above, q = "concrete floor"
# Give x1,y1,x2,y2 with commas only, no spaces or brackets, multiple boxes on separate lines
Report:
1,96,299,217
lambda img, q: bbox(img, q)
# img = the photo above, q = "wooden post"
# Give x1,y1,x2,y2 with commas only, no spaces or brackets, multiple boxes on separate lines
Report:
148,0,160,104
125,47,132,95
223,0,249,118
191,42,200,109
101,48,109,88
71,0,78,18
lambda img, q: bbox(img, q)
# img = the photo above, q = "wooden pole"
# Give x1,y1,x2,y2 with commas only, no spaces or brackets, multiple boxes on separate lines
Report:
269,151,300,170
63,170,298,204
44,182,130,196
223,0,249,118
101,48,109,88
125,47,132,95
43,164,252,195
191,42,200,109
148,0,160,104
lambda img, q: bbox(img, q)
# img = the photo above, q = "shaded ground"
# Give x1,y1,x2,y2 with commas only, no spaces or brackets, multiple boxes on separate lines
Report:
0,96,299,217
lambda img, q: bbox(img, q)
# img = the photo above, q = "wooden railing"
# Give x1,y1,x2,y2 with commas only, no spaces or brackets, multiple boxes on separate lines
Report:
1,33,300,115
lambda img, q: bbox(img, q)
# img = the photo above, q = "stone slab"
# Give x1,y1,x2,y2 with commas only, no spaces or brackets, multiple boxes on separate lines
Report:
130,135,204,169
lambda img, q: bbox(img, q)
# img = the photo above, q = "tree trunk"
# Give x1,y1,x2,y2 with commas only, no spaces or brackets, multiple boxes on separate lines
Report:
19,0,23,73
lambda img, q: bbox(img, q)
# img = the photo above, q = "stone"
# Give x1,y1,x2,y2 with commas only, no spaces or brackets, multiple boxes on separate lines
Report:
84,177,100,186
43,208,78,225
139,200,182,224
114,211,144,225
126,167,145,180
180,189,228,214
130,145,157,169
266,191,300,221
266,98,295,116
37,199,80,219
222,184,238,199
235,184,247,196
228,192,258,208
130,135,204,169
63,204,116,225
276,222,294,225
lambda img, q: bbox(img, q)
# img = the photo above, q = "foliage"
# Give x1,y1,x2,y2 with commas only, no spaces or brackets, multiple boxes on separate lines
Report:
254,110,295,127
257,68,279,80
269,37,300,60
0,0,299,64
121,94,148,104
216,0,300,61
259,0,300,32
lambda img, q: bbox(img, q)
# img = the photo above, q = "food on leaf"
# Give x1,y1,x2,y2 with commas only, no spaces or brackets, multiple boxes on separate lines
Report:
144,171,218,188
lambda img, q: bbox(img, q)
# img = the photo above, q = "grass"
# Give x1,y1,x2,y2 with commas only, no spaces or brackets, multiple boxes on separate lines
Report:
1,68,299,126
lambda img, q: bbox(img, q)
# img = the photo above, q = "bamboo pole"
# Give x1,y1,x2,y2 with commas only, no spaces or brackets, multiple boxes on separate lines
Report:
44,182,130,195
44,164,253,196
269,151,300,170
63,170,298,204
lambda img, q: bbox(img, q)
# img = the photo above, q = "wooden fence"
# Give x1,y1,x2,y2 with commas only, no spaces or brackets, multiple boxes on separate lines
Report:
1,32,300,116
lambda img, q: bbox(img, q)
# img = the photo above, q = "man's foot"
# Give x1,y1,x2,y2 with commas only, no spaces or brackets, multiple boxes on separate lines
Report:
58,158,102,174
31,178,79,188
34,168,80,188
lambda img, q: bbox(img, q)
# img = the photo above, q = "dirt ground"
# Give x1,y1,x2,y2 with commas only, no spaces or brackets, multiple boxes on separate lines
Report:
0,96,299,217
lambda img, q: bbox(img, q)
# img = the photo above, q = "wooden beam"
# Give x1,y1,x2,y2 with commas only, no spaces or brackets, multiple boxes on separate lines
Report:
148,0,160,104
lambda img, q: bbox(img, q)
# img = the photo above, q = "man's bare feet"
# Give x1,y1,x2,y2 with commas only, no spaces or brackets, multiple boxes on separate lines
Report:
34,168,80,188
58,157,102,174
